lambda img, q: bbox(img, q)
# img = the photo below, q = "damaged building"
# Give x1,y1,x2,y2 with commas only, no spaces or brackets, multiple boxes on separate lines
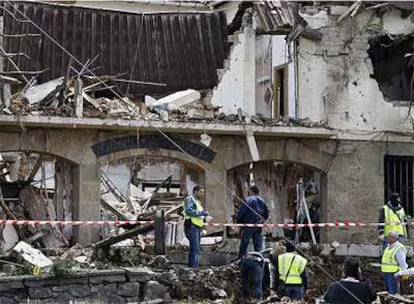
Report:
0,0,414,257
2,0,414,303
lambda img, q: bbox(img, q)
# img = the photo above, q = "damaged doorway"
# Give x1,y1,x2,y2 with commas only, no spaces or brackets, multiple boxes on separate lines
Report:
100,155,202,244
368,34,414,101
0,152,74,252
227,160,324,243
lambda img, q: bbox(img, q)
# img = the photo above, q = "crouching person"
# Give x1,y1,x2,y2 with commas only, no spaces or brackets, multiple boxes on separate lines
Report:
240,251,265,302
272,242,308,301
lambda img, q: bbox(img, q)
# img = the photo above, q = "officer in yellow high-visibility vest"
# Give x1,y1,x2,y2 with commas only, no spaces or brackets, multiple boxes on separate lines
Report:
378,193,408,248
273,242,308,300
182,185,209,269
381,230,408,294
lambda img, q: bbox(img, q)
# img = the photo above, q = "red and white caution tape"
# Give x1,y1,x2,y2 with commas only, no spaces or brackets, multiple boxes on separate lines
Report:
0,219,408,229
0,220,154,226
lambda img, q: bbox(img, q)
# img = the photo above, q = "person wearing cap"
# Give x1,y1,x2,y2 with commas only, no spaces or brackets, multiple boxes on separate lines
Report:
236,185,269,259
324,257,376,303
378,192,408,248
240,251,266,301
272,242,308,301
381,230,408,294
182,185,209,269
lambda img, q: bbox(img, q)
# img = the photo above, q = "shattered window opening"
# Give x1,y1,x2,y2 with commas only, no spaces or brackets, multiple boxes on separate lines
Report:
368,34,414,102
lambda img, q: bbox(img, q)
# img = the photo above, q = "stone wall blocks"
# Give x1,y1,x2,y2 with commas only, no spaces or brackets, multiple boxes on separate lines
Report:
51,285,68,292
124,266,156,283
68,284,91,298
0,296,16,304
143,280,167,301
0,280,24,291
23,277,48,288
88,269,127,284
117,282,140,297
28,287,53,299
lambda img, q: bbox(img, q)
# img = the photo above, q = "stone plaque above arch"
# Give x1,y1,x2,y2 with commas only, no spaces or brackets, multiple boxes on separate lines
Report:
91,134,216,163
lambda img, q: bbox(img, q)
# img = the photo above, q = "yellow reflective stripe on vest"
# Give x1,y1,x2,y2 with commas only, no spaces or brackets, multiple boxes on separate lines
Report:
383,205,406,237
182,196,204,227
278,253,307,284
381,243,406,273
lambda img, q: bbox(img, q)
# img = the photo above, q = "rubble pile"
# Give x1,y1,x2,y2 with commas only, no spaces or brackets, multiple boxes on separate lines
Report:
0,74,325,128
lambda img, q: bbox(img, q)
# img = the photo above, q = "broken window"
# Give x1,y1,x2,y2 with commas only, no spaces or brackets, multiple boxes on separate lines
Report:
384,155,414,216
368,35,414,101
273,64,289,117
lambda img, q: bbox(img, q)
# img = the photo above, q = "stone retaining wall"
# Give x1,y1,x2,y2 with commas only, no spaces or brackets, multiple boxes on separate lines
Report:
0,267,169,304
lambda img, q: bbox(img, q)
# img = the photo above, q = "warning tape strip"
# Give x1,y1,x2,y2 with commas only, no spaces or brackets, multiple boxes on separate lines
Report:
0,220,154,226
0,219,407,228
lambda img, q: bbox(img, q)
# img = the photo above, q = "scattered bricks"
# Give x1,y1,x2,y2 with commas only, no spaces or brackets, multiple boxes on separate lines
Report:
117,282,140,297
68,284,91,298
28,287,53,299
143,280,167,301
89,269,127,284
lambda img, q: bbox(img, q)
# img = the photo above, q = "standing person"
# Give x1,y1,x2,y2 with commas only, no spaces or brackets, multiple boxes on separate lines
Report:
272,242,308,301
236,185,269,258
378,192,408,247
239,251,265,302
182,185,209,269
381,230,408,294
324,257,376,303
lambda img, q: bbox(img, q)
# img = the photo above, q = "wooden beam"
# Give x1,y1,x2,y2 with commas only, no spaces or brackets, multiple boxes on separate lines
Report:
26,157,42,182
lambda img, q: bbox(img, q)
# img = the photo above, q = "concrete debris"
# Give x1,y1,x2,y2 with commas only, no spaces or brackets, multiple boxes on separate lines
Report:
13,241,53,268
0,74,325,128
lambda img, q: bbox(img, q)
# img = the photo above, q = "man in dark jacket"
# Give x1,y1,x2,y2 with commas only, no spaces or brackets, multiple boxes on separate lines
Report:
236,185,269,259
324,257,376,304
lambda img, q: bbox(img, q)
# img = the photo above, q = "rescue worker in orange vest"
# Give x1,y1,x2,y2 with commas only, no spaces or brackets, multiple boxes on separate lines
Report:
378,193,408,248
381,230,408,294
272,242,308,301
182,185,209,269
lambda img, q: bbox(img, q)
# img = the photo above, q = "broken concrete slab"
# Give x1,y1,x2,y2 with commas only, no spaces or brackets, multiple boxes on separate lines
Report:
13,241,53,268
23,77,64,105
150,89,201,110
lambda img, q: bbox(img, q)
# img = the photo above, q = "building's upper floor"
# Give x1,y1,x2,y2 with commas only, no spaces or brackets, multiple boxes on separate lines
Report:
1,1,414,138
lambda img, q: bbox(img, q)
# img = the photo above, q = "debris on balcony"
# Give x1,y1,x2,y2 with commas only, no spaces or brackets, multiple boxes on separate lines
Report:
0,73,325,128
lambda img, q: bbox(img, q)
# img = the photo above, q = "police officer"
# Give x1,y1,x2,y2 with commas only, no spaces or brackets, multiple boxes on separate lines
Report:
381,230,408,294
273,242,308,301
378,193,408,247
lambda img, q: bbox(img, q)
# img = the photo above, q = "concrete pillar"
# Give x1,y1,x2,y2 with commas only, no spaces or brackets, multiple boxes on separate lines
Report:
243,11,256,116
205,168,228,224
72,163,100,245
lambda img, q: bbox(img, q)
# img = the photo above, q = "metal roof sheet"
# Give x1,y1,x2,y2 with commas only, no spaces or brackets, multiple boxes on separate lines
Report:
1,1,229,95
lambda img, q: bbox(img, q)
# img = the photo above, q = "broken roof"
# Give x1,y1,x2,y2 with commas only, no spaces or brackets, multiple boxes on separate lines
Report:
1,1,229,96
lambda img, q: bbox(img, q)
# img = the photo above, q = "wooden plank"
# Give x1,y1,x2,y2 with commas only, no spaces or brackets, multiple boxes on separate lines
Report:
19,186,68,248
